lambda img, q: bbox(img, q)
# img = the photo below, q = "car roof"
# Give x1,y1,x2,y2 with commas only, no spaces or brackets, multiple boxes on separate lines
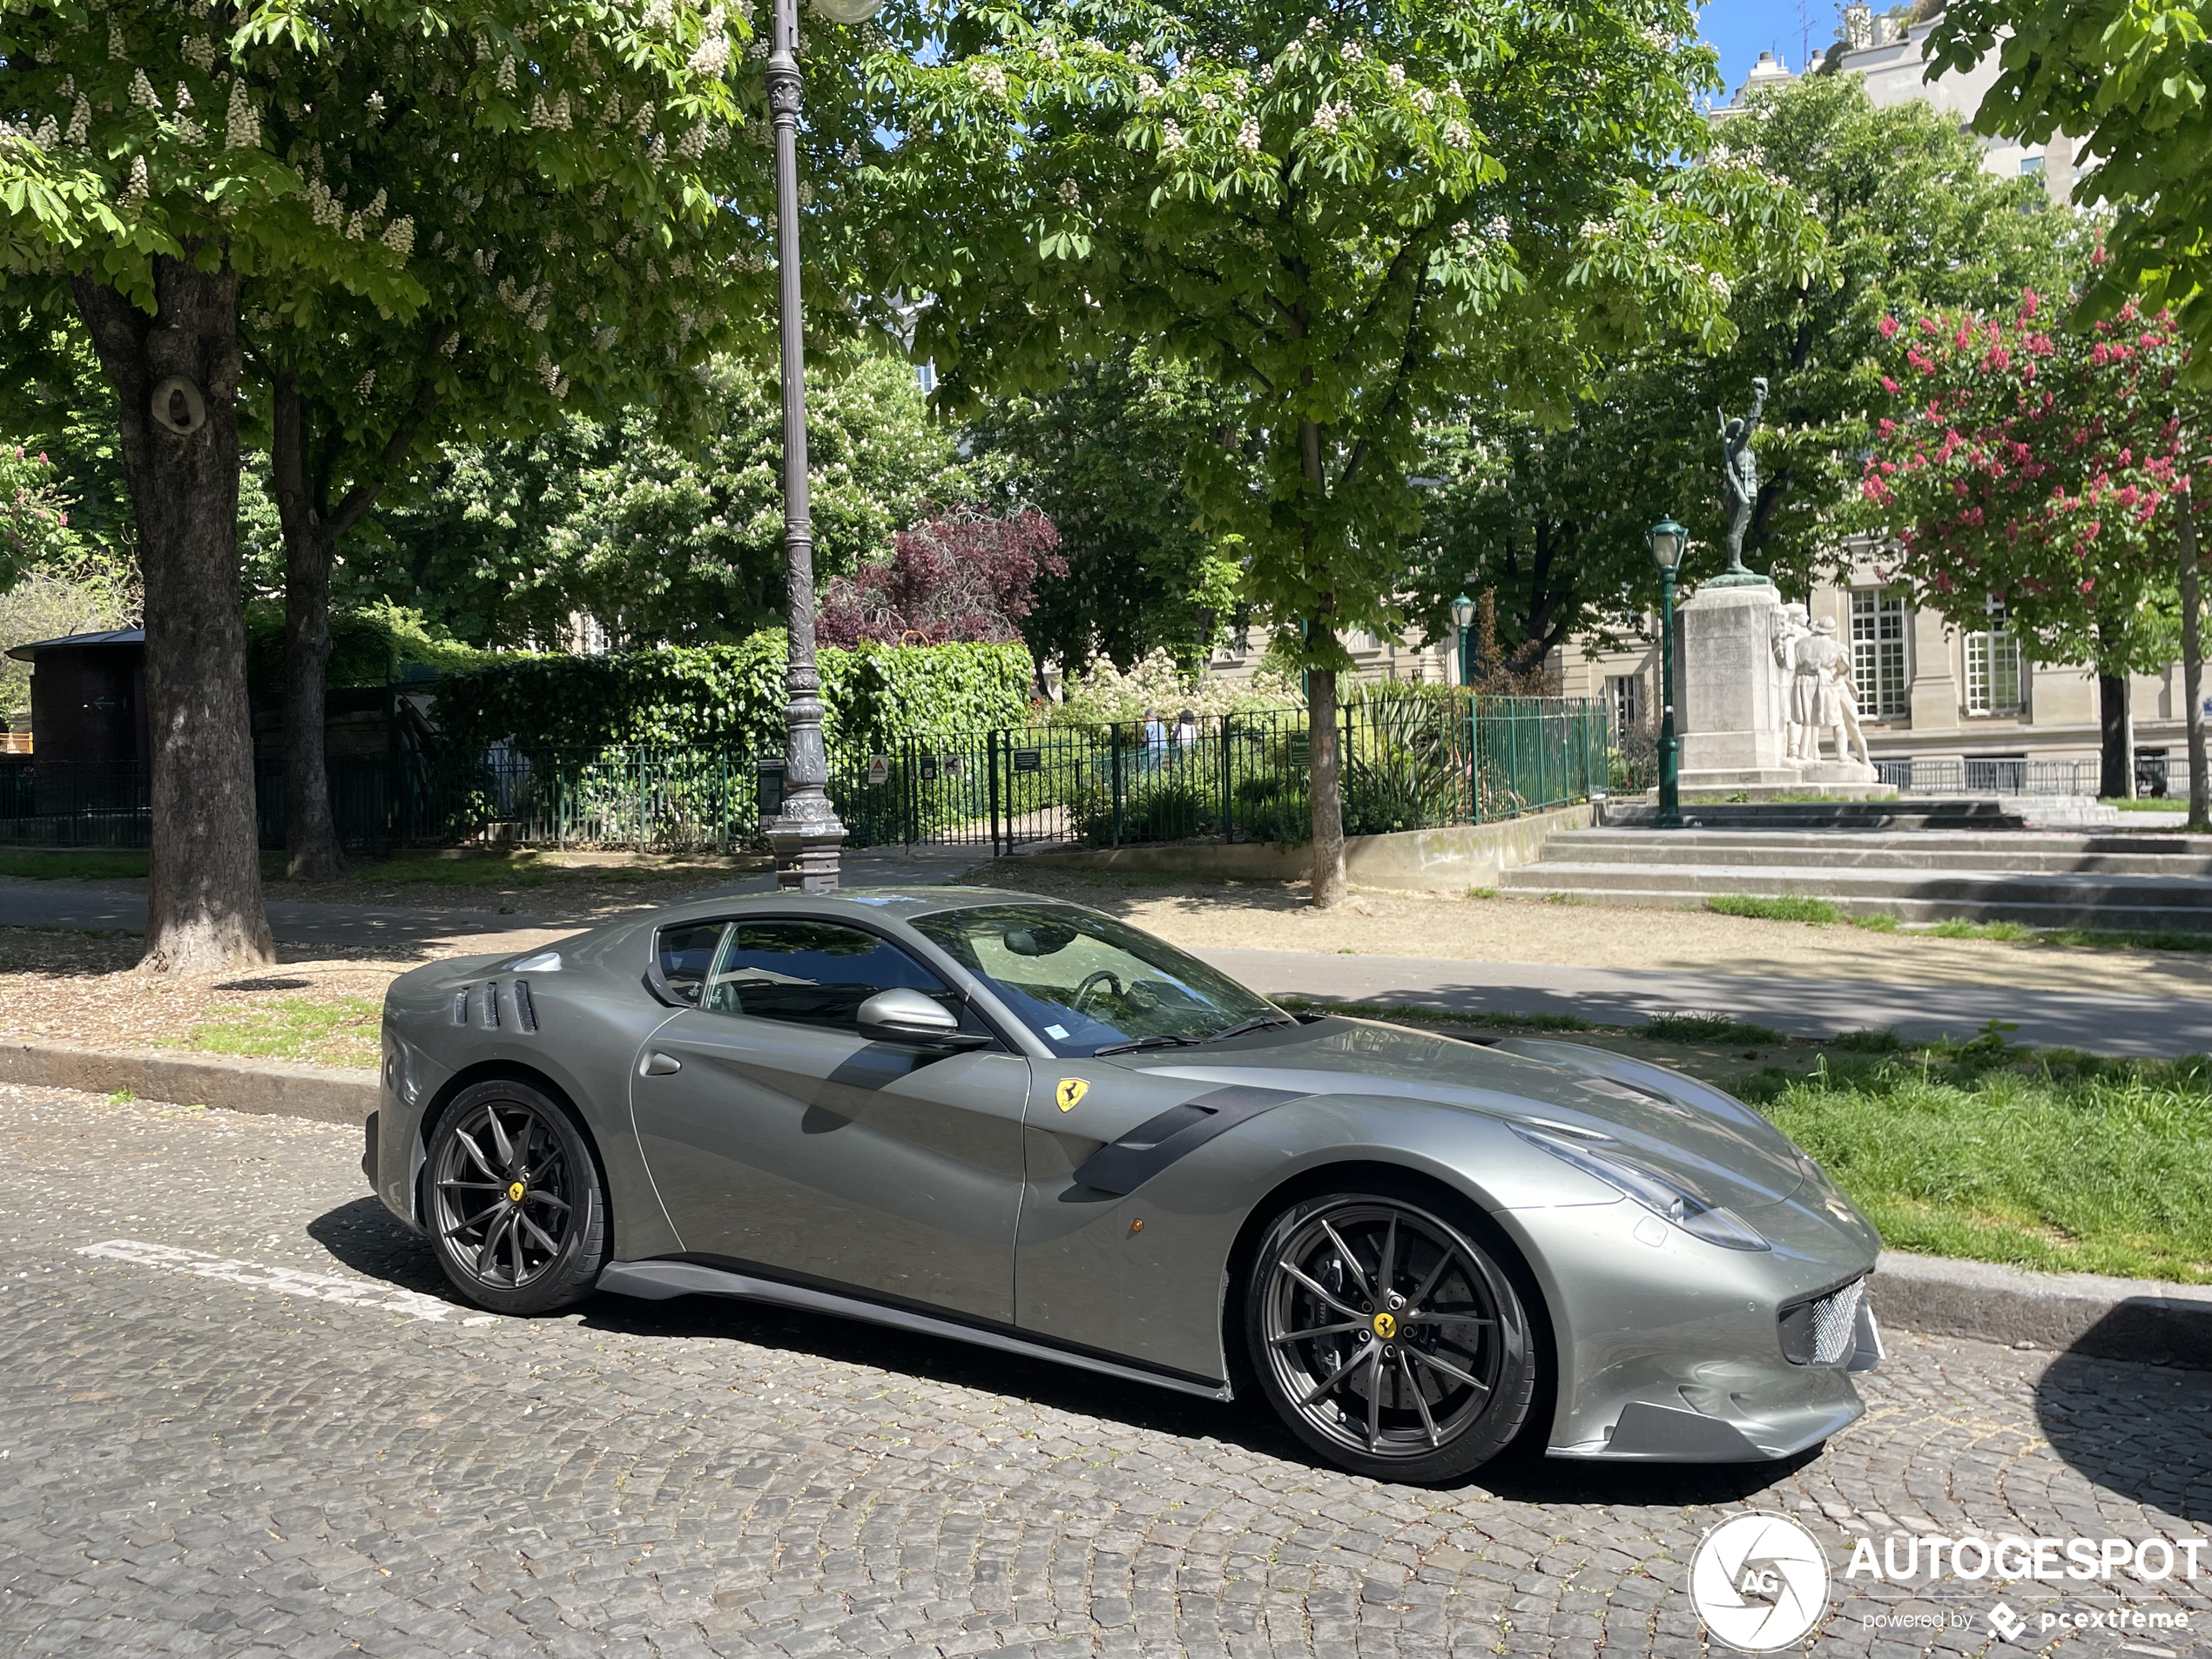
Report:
642,885,1078,931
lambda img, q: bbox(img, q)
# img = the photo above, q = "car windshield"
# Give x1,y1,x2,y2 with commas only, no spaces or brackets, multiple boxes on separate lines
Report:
910,901,1285,1057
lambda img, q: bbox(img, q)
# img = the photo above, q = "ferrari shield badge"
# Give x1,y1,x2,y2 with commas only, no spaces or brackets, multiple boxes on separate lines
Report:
1055,1078,1089,1112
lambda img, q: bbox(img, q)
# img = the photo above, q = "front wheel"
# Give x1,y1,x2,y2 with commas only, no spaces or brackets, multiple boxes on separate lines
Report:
1244,1190,1536,1482
425,1081,608,1316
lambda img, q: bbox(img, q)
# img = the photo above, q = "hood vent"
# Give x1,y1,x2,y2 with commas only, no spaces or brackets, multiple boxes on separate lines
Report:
480,982,500,1029
453,989,469,1025
514,980,538,1033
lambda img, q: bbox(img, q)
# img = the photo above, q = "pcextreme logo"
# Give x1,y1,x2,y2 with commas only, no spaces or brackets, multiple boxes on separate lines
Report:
1689,1513,1833,1652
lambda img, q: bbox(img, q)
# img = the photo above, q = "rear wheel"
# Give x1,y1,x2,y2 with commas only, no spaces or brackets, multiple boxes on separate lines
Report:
426,1081,607,1316
1244,1190,1536,1482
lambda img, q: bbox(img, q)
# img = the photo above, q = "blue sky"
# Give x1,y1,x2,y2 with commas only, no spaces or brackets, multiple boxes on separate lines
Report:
1695,0,1845,99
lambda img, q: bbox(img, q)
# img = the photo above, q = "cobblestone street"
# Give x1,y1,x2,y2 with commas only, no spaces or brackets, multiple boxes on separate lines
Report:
2,1084,2209,1659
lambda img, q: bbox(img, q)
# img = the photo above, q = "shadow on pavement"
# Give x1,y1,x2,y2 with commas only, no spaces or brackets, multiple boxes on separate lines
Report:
2033,1348,2212,1523
308,1193,1831,1505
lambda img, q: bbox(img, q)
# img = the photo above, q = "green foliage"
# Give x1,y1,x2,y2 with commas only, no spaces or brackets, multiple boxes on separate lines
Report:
1704,893,1845,924
1402,75,2087,667
971,348,1244,673
330,350,968,650
1637,1012,1787,1044
1852,912,1901,933
0,850,149,880
1929,918,2040,941
1929,0,2212,368
875,0,1811,681
431,634,1035,759
242,599,488,698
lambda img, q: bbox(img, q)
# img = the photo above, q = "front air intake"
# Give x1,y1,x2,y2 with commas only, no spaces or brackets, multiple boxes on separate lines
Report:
1779,1278,1865,1366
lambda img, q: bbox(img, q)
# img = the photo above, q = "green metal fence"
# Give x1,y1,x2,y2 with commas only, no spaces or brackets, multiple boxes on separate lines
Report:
0,694,1613,856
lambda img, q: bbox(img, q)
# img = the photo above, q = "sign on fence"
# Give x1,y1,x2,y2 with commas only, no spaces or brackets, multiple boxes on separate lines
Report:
757,759,785,817
1012,747,1042,773
866,755,889,786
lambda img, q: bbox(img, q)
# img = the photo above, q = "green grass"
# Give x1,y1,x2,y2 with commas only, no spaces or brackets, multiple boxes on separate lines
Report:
0,850,152,880
1466,886,1499,900
2102,796,2191,812
1636,1012,1786,1045
1852,912,1900,933
1704,894,1843,925
184,995,381,1069
1743,1046,2212,1283
2037,926,2212,954
1927,918,2037,942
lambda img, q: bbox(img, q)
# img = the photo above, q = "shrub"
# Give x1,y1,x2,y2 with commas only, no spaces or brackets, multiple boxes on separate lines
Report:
1705,894,1844,925
1639,1012,1787,1044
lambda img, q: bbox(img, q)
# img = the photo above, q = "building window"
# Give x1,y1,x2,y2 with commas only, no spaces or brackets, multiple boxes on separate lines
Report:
1606,674,1643,735
1850,588,1908,718
2020,153,2045,176
1964,597,2024,716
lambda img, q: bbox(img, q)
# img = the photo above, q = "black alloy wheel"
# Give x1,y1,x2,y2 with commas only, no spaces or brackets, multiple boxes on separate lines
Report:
426,1081,608,1316
1246,1192,1535,1482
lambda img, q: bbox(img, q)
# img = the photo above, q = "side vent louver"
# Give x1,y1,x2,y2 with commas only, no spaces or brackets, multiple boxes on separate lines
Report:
514,980,537,1033
453,989,469,1025
481,982,500,1029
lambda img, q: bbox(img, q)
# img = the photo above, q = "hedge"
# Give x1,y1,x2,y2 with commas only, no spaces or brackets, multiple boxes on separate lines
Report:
430,632,1035,759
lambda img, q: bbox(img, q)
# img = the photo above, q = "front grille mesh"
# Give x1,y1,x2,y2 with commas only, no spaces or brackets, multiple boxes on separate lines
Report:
1780,1278,1865,1366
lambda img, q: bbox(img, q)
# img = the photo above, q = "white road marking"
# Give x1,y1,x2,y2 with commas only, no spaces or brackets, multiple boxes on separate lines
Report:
76,1238,460,1323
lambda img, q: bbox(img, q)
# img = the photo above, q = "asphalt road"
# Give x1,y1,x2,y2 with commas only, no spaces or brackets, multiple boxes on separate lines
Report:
3,1083,2210,1658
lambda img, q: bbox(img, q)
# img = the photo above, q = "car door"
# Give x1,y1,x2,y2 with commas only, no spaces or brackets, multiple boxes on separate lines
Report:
630,915,1028,1325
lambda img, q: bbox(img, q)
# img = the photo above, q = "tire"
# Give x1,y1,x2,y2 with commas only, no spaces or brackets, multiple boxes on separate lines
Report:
1243,1188,1537,1482
424,1080,609,1316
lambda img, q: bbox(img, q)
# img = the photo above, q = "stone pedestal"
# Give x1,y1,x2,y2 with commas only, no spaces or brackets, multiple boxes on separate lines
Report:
1797,758,1882,786
1677,582,1800,789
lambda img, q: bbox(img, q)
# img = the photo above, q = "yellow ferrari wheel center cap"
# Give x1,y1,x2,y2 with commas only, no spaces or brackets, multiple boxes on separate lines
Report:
1372,1312,1397,1340
508,1181,526,1203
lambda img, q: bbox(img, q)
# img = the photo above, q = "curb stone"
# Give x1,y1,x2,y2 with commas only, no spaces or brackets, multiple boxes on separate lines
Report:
0,1038,374,1126
5,1035,2208,1368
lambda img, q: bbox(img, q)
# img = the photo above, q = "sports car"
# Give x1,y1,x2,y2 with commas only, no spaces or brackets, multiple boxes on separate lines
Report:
364,887,1882,1482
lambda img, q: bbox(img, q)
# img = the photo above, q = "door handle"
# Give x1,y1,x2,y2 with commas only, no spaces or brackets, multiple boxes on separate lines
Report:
640,1051,682,1076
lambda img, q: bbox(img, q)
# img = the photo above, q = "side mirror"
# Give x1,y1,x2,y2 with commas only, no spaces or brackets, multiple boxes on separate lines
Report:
856,988,989,1049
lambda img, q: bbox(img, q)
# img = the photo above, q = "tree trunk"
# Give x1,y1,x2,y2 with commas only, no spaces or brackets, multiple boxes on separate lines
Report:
1307,657,1346,907
2179,489,2209,832
270,375,345,880
2097,671,2133,800
73,254,274,973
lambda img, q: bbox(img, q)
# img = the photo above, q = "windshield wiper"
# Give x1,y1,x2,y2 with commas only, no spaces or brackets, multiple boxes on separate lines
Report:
1089,1033,1201,1056
1202,1014,1299,1044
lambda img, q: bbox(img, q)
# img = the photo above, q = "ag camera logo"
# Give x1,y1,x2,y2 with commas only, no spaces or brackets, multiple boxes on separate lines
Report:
1690,1513,1833,1651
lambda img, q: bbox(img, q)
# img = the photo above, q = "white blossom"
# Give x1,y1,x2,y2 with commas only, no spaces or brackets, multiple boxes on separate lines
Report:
125,154,148,197
223,81,257,148
345,210,368,239
1035,35,1058,61
1444,118,1470,147
364,91,384,119
1136,73,1159,98
1341,39,1362,61
592,325,618,350
688,9,731,78
31,115,57,149
441,331,462,356
647,131,667,161
1199,91,1220,111
1258,62,1274,84
632,102,657,133
1413,85,1433,111
1447,78,1462,97
527,307,549,331
1305,16,1325,33
364,188,386,218
354,370,375,396
474,247,496,273
968,60,1008,98
1450,219,1471,239
496,57,517,93
307,179,341,226
1236,115,1261,154
1706,270,1729,296
65,95,90,145
1485,213,1512,239
172,81,192,111
670,253,693,277
107,22,124,57
129,70,160,112
1643,27,1676,51
381,215,415,254
1312,100,1340,133
1056,175,1081,206
678,123,708,158
177,116,204,144
1160,118,1184,152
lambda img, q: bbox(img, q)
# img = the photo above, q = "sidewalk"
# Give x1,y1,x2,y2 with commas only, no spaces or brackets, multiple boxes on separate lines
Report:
1198,947,2212,1055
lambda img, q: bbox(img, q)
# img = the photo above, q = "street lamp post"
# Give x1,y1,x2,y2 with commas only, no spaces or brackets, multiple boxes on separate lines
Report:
761,0,882,890
1449,593,1477,689
1646,519,1687,829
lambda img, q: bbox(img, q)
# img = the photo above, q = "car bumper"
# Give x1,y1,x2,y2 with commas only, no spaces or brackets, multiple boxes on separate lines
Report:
1495,1193,1882,1463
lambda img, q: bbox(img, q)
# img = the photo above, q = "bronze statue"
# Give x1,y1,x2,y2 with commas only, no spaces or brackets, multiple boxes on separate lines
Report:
1717,376,1767,581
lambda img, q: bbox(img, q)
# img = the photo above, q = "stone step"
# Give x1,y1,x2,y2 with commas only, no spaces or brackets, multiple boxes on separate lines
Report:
1497,860,2212,929
1603,800,2029,831
1533,832,2212,879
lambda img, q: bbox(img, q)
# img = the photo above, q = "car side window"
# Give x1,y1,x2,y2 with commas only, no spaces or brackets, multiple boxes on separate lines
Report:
703,920,960,1032
656,922,728,1006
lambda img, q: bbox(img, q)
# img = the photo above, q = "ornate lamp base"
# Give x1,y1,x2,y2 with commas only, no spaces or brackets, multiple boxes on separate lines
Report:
765,801,847,893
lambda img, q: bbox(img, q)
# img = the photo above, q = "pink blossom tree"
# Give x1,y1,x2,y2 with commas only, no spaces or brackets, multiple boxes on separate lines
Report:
1862,290,2209,816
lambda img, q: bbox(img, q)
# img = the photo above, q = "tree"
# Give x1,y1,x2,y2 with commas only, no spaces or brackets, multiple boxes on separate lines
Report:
307,348,961,651
1860,293,2206,810
968,347,1242,673
1403,72,2087,673
876,0,1810,905
818,509,1063,651
1928,0,2212,365
0,0,819,966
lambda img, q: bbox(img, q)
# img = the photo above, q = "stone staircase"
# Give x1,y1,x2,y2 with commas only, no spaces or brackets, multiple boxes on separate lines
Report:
1500,822,2212,930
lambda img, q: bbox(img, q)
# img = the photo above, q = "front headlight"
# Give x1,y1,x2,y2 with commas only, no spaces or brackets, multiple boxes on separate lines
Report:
1510,1123,1770,1251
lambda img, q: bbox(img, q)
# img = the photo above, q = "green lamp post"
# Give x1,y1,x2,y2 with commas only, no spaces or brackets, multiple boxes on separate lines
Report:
1646,520,1687,828
1449,593,1478,688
